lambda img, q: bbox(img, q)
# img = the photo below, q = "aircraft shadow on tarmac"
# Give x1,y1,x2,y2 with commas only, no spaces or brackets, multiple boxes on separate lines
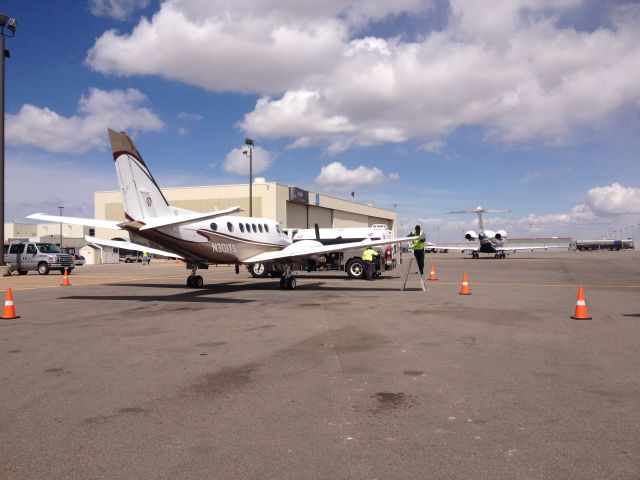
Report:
61,280,405,299
623,313,640,317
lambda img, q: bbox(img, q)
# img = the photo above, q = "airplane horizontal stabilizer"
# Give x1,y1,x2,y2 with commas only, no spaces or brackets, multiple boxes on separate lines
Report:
84,236,184,259
241,236,417,264
27,213,123,230
138,206,243,231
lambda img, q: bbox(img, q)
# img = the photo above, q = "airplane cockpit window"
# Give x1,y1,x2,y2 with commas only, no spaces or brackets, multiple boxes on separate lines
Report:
227,222,234,232
252,224,257,233
258,224,263,233
210,222,217,231
276,224,281,234
264,224,269,233
239,223,245,233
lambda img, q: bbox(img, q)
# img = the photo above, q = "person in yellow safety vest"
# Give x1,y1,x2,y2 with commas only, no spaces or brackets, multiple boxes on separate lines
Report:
362,246,380,280
409,225,426,276
142,251,150,265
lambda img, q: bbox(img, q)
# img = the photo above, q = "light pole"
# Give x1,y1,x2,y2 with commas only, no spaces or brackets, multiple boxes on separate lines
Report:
243,138,254,217
58,206,64,249
0,13,17,271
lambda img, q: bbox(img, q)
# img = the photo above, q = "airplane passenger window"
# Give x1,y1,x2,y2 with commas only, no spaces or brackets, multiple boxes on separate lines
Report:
210,222,217,231
258,224,263,233
227,222,234,232
252,224,257,233
245,223,250,232
239,223,245,233
264,224,269,233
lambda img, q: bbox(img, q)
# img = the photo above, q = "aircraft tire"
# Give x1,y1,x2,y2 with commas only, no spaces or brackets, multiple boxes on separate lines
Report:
195,275,204,288
249,263,269,278
187,276,193,287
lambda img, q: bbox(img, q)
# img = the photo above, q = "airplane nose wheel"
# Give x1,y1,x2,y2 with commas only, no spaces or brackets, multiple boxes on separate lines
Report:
187,264,204,288
279,266,296,290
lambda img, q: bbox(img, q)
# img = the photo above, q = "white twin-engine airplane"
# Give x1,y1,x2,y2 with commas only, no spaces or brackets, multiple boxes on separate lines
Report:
440,206,563,259
28,129,415,290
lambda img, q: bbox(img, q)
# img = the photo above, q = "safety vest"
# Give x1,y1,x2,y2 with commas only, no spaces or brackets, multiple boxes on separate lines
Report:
411,230,426,251
362,248,379,261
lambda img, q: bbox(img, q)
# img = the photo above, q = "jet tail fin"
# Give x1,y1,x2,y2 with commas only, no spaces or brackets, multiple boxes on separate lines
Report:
109,129,171,221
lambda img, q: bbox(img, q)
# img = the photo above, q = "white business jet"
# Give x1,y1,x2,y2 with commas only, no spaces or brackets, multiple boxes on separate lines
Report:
28,129,414,289
436,206,564,259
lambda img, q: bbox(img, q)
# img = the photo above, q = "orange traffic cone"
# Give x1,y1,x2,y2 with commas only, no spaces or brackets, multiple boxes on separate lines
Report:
459,272,471,295
2,288,19,319
570,287,592,320
60,268,71,286
427,265,438,281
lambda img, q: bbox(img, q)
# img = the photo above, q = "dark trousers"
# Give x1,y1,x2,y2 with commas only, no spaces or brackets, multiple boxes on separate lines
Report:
363,260,375,280
413,249,425,275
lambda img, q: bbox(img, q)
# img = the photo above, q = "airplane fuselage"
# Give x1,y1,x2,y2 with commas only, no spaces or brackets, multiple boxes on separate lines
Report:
125,215,290,263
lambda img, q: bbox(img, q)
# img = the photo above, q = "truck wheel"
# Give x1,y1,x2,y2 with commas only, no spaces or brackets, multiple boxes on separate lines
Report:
18,270,28,276
37,262,50,275
249,263,269,278
346,258,365,279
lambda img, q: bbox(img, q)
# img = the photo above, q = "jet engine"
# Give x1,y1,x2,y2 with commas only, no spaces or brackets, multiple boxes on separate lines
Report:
494,230,507,240
464,230,477,241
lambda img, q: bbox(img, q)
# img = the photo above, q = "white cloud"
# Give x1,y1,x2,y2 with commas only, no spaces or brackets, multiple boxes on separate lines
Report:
6,88,164,154
87,0,640,151
90,0,151,20
585,183,640,216
314,161,398,191
222,146,272,176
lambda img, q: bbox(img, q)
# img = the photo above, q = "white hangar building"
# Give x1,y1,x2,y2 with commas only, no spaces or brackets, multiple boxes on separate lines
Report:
93,180,397,241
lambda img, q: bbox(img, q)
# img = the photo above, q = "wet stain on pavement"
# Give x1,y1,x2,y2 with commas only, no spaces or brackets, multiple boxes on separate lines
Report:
123,327,164,337
323,326,391,353
196,341,226,348
244,325,275,331
456,336,476,346
371,392,418,413
416,342,441,348
44,368,71,375
8,349,21,353
191,362,261,397
403,370,425,376
84,406,150,425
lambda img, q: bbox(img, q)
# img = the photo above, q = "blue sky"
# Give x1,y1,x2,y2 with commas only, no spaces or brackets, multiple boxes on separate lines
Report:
3,0,640,242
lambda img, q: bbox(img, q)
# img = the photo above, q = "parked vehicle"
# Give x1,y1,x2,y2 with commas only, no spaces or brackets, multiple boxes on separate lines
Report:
120,254,141,263
73,254,86,266
248,224,401,280
4,241,74,275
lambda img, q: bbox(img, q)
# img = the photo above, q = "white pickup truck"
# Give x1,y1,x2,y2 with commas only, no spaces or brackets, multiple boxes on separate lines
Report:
4,241,74,275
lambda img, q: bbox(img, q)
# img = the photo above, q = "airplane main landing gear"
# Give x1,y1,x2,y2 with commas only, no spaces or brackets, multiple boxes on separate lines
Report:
472,251,479,259
187,264,204,288
495,252,506,259
279,265,297,290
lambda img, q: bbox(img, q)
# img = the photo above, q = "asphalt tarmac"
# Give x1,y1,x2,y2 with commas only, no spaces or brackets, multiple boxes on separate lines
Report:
1,250,639,479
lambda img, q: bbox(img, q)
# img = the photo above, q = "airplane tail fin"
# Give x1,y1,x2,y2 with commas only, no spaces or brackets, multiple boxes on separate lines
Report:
109,129,171,221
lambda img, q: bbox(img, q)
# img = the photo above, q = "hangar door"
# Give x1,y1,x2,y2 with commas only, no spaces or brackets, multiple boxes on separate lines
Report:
332,210,368,228
286,202,307,228
308,206,332,228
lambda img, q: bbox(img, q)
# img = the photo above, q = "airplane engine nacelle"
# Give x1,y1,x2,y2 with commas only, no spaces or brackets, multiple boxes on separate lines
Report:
494,230,507,240
464,230,477,241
